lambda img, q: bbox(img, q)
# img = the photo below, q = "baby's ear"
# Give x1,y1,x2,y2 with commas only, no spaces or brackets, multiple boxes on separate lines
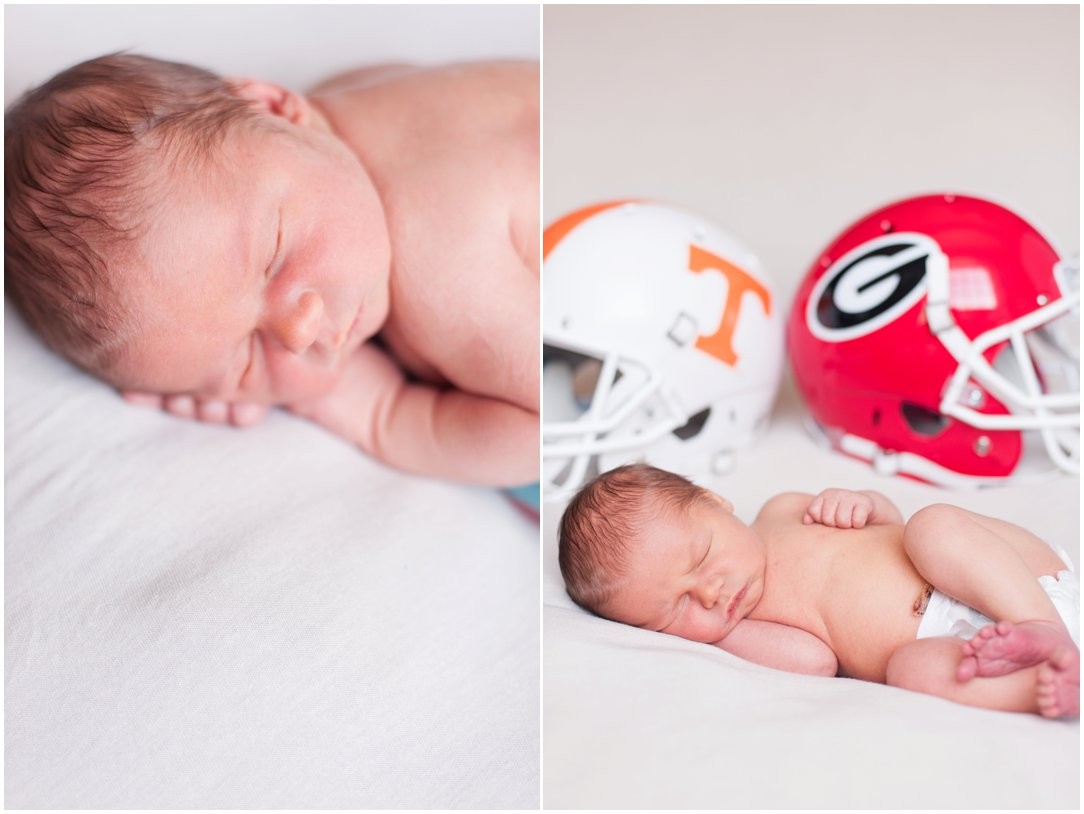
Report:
226,78,313,126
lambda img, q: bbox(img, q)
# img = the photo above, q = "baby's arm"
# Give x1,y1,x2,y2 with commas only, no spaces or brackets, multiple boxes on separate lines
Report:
288,342,538,486
714,620,838,677
803,488,903,529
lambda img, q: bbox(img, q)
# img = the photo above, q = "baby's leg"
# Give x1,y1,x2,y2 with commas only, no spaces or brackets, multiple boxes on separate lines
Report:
885,636,1064,716
904,504,1068,623
903,505,1075,677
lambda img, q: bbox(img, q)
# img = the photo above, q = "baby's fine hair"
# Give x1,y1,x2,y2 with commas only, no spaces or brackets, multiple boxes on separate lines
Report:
558,463,713,614
4,53,262,376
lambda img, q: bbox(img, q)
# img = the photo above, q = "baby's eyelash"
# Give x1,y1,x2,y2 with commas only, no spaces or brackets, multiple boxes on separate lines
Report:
239,333,257,388
265,208,283,279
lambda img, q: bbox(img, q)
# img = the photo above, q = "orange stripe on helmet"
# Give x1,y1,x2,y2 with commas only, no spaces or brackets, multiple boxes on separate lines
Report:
542,200,638,260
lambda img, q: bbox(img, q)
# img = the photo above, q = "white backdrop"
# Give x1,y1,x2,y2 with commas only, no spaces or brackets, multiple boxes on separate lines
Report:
544,4,1079,308
5,4,540,104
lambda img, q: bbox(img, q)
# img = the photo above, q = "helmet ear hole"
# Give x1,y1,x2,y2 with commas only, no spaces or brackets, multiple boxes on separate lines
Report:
672,408,711,440
901,402,950,437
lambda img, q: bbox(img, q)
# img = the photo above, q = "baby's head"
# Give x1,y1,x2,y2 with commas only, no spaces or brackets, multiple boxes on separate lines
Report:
6,53,390,403
559,463,762,643
559,463,716,613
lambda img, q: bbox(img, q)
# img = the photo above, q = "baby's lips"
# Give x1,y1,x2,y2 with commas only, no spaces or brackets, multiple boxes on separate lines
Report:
726,585,748,619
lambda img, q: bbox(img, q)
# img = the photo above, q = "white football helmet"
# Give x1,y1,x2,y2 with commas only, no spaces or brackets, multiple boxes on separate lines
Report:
543,201,784,501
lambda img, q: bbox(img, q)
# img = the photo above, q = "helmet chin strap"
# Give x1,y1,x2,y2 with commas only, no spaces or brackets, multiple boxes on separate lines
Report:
834,426,1071,488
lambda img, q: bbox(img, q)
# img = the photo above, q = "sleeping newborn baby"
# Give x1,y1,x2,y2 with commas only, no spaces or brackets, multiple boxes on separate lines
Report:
5,54,538,486
559,463,1080,718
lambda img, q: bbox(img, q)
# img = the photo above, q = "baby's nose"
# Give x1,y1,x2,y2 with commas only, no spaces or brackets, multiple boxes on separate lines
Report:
270,291,325,354
694,575,724,609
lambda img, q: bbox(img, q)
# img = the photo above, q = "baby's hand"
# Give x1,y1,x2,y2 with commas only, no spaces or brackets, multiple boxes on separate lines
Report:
803,489,875,529
121,391,269,428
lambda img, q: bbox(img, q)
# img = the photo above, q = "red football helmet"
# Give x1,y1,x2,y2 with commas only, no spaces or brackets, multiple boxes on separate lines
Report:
787,193,1079,487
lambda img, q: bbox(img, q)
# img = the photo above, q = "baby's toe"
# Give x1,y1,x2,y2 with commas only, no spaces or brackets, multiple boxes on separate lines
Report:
955,655,978,682
970,624,1000,649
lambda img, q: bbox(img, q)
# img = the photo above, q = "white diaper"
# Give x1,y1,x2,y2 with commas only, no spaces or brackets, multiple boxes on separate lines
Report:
916,569,1080,646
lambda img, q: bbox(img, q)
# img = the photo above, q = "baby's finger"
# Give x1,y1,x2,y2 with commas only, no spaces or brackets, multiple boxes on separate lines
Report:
164,394,197,419
230,402,270,428
852,503,870,529
806,496,824,524
834,501,853,529
121,390,165,409
820,495,841,527
196,399,229,424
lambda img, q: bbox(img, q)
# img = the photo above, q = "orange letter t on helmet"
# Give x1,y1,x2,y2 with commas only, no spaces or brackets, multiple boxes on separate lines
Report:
688,245,772,367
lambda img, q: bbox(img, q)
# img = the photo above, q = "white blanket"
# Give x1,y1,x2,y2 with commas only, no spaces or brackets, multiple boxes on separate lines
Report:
4,6,539,808
543,383,1080,809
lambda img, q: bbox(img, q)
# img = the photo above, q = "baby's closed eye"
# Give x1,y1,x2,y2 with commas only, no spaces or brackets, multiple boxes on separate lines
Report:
238,333,258,389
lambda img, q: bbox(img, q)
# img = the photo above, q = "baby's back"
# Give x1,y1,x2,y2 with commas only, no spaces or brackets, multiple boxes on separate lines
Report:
753,502,928,681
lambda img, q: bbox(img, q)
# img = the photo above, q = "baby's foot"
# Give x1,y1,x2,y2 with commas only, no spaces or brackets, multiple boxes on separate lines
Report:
957,620,1071,681
1036,645,1080,718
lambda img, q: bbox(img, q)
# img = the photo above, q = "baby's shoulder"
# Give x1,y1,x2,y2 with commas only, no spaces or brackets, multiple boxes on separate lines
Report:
755,491,814,523
311,61,536,120
307,64,421,96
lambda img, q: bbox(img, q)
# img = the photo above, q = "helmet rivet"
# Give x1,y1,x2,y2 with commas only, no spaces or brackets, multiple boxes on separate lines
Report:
965,387,985,408
1037,294,1049,306
945,194,957,203
879,220,894,233
974,435,992,456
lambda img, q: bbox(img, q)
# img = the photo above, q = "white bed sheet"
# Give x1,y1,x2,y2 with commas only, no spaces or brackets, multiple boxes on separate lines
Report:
5,299,539,809
542,381,1080,810
4,6,540,808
